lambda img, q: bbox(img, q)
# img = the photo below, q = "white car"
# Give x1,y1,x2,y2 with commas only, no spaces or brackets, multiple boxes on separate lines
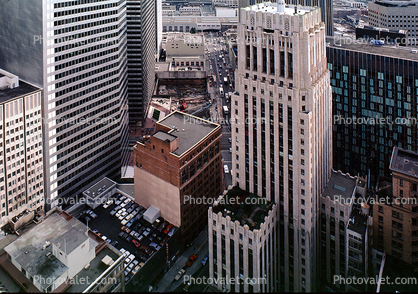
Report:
224,165,229,174
120,248,126,255
229,148,232,153
121,219,128,225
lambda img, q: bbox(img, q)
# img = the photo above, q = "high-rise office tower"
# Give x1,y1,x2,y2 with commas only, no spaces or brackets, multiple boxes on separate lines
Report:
327,38,418,184
126,0,156,125
0,0,129,208
231,2,332,291
238,0,333,36
368,0,418,46
0,69,44,228
156,0,163,59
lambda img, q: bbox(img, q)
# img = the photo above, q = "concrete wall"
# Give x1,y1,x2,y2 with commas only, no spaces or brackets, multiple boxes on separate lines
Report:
134,168,181,227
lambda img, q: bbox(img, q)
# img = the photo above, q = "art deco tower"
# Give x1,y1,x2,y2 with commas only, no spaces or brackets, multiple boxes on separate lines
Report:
231,1,332,291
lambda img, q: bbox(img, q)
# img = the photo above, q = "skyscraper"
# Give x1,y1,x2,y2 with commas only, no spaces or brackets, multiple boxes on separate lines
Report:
368,0,418,46
327,38,418,183
0,0,129,208
238,0,333,36
0,69,44,228
231,2,332,291
126,0,156,125
156,0,163,58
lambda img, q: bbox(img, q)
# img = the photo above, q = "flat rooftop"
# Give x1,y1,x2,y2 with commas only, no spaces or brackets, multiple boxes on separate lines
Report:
4,213,98,290
166,32,204,43
157,111,220,156
65,246,121,293
326,36,418,61
243,2,315,15
0,80,40,104
212,186,274,230
374,0,418,7
84,177,117,199
390,147,418,178
347,207,368,235
152,130,177,143
322,170,357,203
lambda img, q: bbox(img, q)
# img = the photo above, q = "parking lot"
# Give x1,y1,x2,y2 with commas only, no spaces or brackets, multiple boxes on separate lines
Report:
76,193,177,285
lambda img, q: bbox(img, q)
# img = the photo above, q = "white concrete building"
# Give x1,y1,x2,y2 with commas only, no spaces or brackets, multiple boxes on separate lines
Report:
231,2,332,291
4,212,125,293
0,0,130,208
0,69,44,229
208,187,278,292
368,0,418,46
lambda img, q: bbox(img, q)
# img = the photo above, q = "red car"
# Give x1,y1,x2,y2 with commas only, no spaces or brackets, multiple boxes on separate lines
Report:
186,254,197,267
164,224,173,234
132,239,141,247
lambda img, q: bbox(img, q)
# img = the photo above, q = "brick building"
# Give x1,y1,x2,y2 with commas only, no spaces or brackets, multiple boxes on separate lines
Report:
373,147,418,272
134,111,222,246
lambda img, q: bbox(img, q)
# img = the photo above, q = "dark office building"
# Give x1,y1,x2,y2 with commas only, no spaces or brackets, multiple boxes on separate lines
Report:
327,37,418,183
127,0,156,125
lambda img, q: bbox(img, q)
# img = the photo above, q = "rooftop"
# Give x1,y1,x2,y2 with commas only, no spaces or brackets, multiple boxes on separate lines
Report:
322,170,357,203
166,32,204,44
347,206,368,235
65,246,121,293
374,0,418,7
152,130,177,143
84,177,117,199
243,2,315,16
212,186,274,230
0,80,40,104
4,213,98,290
379,254,418,292
390,147,418,178
326,36,418,61
157,111,220,156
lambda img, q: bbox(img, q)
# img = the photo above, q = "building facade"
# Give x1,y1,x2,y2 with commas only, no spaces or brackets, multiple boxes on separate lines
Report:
208,187,278,292
156,0,163,58
134,111,222,246
327,38,418,184
0,70,44,229
373,147,418,272
319,170,368,291
231,2,332,291
368,0,418,46
0,0,129,208
126,0,156,124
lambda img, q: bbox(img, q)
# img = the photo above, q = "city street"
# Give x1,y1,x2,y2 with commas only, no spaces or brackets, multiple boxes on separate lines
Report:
205,32,234,189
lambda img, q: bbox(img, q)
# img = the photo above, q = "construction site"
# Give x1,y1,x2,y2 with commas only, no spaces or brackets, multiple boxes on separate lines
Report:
154,79,212,118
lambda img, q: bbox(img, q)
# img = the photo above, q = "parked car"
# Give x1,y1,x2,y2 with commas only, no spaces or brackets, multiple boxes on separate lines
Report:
164,224,173,234
174,269,186,281
110,240,118,247
201,255,209,265
132,239,140,247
